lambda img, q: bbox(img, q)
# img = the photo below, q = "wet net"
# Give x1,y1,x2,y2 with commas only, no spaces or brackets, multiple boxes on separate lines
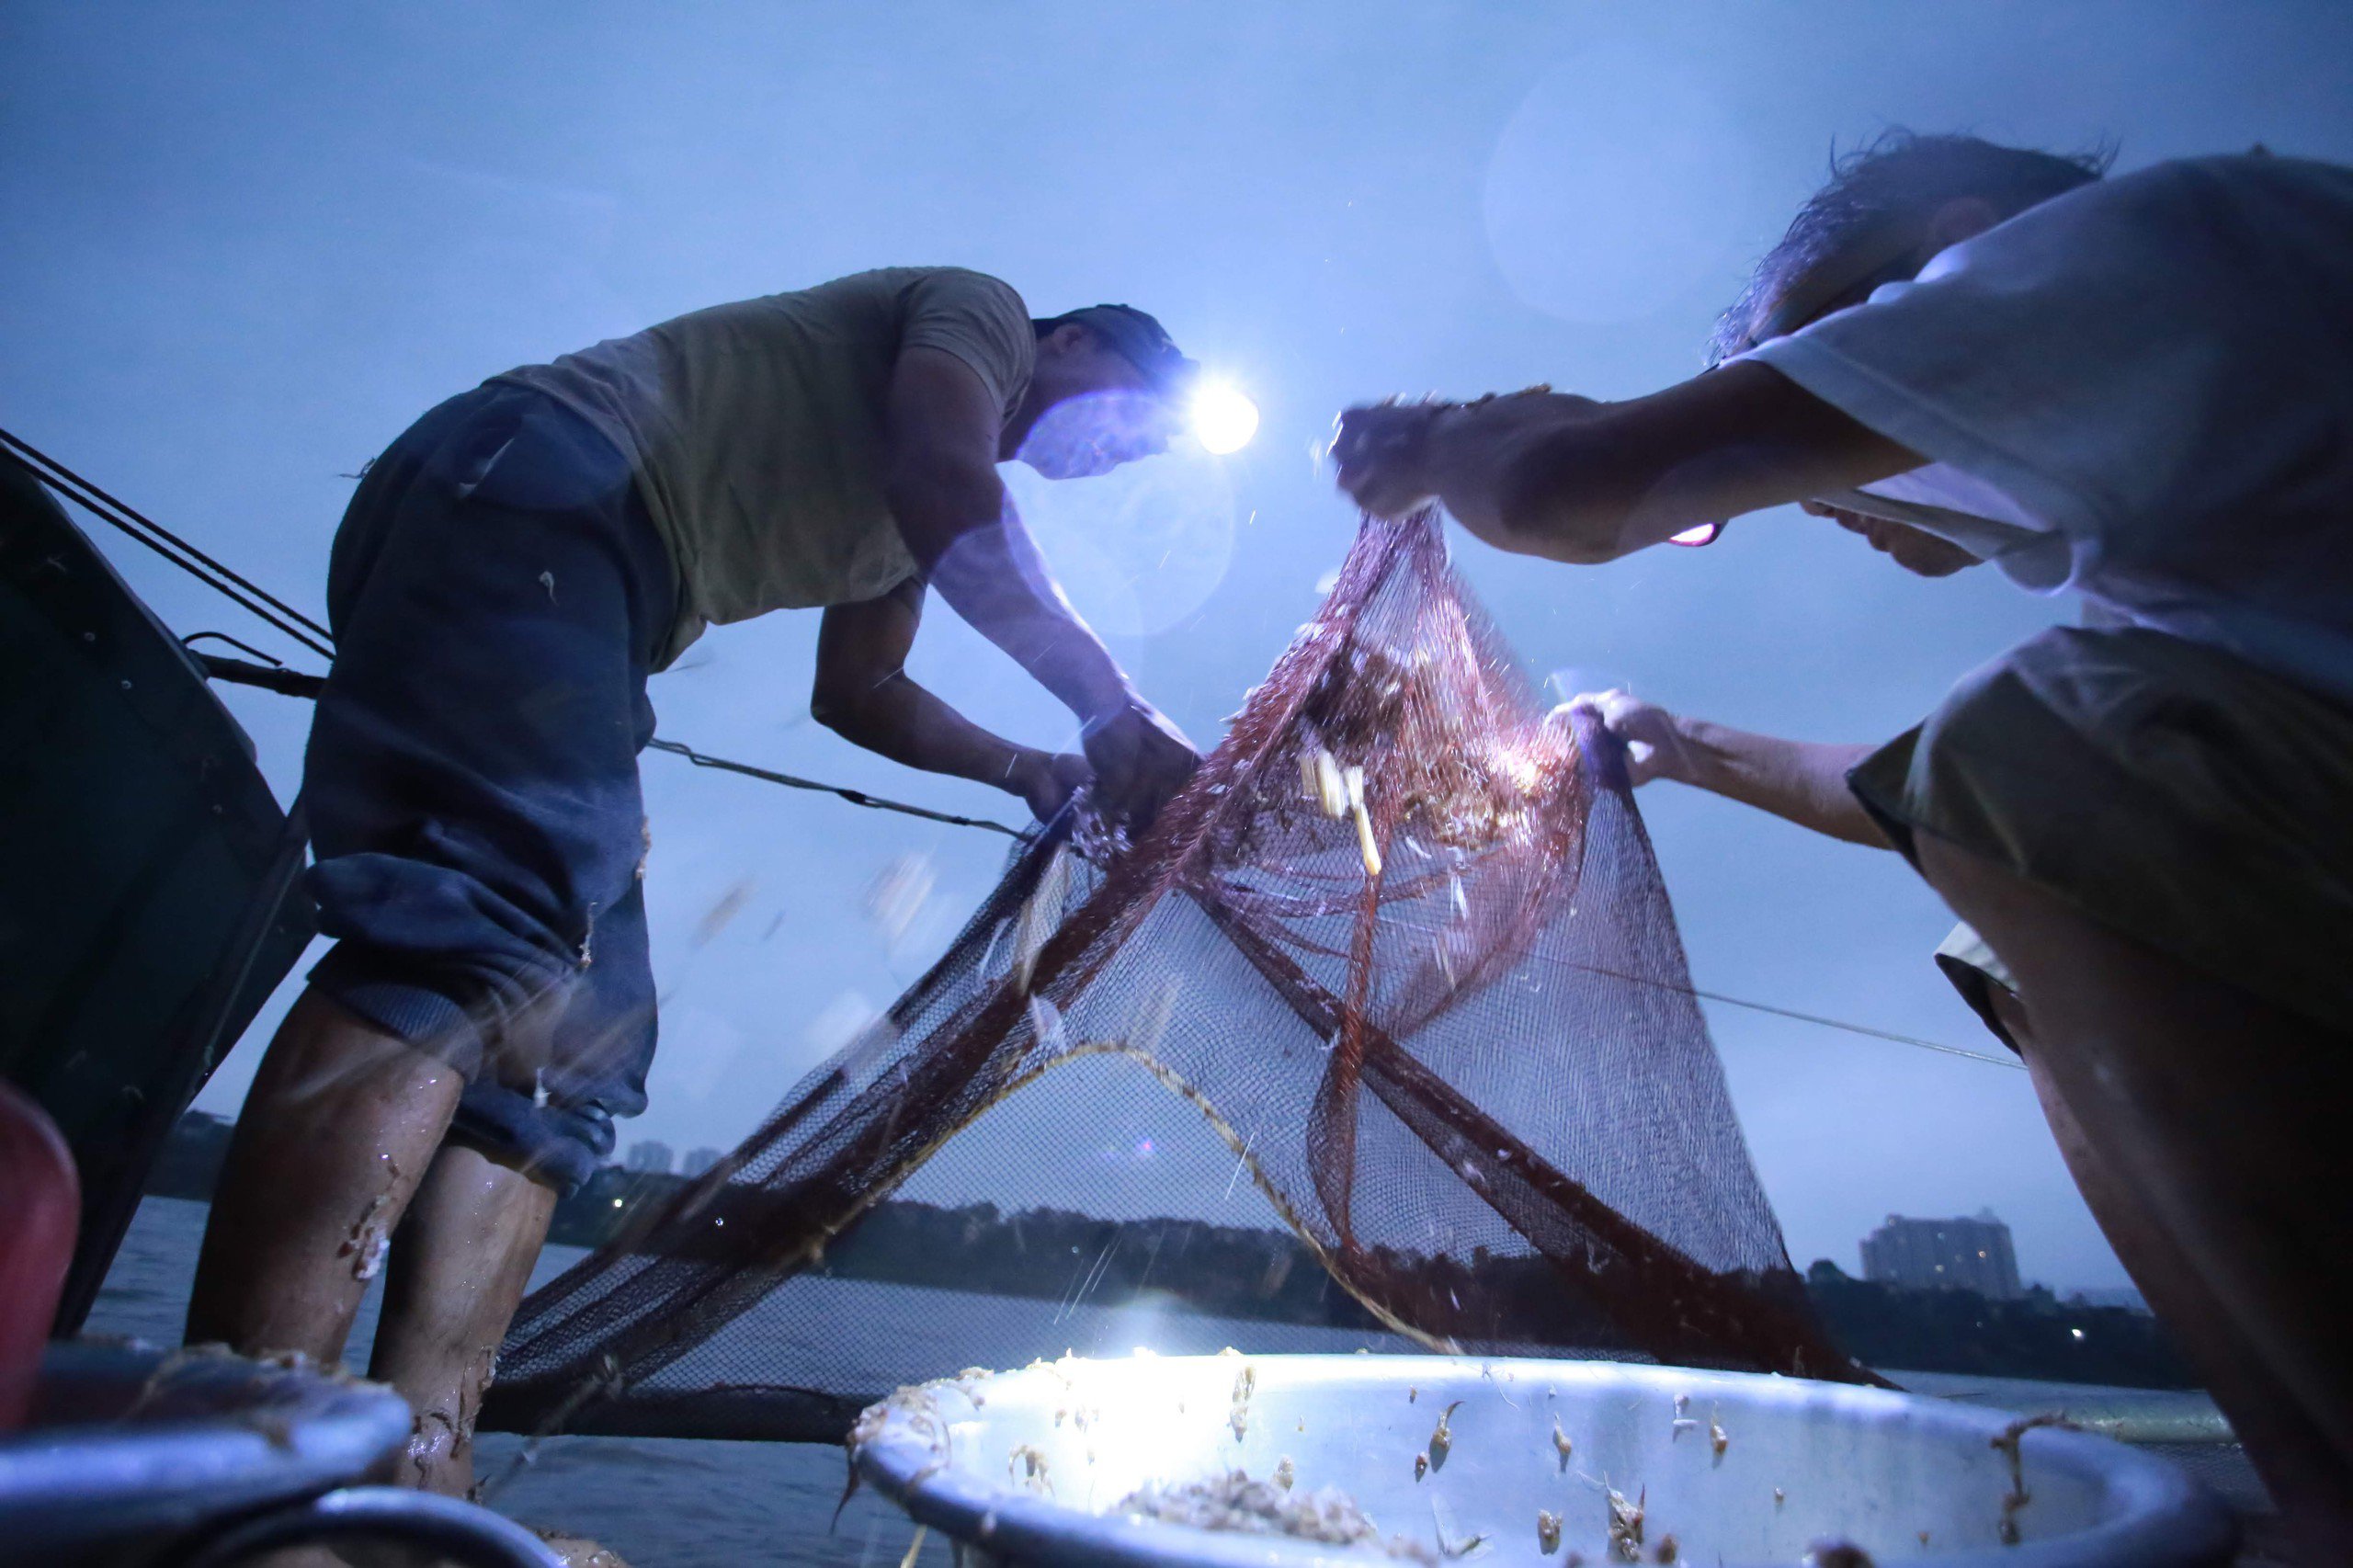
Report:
485,510,1868,1444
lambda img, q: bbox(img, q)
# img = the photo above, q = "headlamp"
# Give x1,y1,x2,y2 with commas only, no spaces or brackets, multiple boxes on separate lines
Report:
1188,380,1259,455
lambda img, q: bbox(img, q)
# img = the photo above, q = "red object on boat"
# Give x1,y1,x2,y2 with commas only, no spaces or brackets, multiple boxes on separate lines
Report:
0,1079,78,1430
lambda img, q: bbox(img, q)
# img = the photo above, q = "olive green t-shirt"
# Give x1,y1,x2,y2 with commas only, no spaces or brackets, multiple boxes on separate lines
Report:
496,267,1036,666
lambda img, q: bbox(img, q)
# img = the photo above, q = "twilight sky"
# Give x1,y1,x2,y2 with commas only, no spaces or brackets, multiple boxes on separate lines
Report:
7,2,2349,1293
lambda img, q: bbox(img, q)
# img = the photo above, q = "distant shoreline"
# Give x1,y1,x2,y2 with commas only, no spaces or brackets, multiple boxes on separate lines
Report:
144,1112,2190,1388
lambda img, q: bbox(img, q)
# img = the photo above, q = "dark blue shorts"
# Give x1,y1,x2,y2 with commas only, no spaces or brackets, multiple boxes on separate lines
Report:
303,383,674,1194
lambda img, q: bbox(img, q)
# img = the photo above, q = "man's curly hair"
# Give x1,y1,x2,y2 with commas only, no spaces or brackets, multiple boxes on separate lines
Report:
1709,131,2112,365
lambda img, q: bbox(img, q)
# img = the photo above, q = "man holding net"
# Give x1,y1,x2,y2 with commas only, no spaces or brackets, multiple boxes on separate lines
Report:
187,269,1206,1499
1336,135,2353,1557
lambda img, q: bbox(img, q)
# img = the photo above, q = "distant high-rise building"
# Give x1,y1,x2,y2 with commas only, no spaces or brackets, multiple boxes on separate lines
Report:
682,1146,722,1177
623,1140,675,1176
1859,1210,2021,1300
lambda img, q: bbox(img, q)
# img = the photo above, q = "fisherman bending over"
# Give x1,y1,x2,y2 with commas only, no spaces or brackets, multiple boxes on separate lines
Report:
187,269,1205,1500
1336,136,2353,1560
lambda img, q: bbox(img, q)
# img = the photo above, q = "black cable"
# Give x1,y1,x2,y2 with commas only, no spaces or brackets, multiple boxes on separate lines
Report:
188,659,1026,837
645,738,1025,838
5,444,334,660
183,631,287,666
2,425,331,639
194,653,330,700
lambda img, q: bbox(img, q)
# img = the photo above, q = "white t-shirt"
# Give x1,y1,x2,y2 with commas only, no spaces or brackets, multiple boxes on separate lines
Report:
1745,153,2353,706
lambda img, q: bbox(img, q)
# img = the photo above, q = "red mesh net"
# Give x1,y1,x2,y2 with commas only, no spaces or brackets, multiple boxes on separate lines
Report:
486,511,1868,1444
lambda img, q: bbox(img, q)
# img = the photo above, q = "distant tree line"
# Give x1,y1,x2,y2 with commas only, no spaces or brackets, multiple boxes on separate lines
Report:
1802,1259,2193,1388
147,1111,2192,1388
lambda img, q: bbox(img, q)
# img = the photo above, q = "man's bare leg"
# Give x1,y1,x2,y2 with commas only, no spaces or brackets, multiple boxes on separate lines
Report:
1989,987,2341,1552
1920,837,2353,1562
368,1139,558,1496
187,988,465,1363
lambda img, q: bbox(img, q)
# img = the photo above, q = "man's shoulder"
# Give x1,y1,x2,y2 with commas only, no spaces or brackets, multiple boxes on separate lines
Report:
802,266,1029,316
2094,152,2353,222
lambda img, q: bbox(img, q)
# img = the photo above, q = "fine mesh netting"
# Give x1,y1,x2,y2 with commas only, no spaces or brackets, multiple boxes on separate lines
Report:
486,511,1868,1443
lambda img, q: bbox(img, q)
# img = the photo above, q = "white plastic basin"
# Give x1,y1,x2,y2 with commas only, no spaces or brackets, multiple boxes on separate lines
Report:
852,1353,2234,1567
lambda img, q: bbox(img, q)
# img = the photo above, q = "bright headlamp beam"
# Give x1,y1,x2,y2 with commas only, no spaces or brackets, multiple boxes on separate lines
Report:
1189,381,1259,455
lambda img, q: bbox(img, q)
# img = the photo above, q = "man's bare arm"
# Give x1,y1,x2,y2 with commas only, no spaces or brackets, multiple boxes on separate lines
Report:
813,579,1087,822
883,347,1131,720
882,345,1198,824
1337,362,1922,563
1572,688,1889,847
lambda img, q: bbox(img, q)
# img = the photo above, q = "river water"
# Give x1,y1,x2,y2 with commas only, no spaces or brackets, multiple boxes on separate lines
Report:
91,1196,2245,1564
90,1196,1428,1565
93,1197,932,1565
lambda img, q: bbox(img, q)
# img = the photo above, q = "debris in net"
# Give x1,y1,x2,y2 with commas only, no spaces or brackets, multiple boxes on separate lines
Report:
2000,1487,2031,1544
1709,1409,1729,1460
896,1526,926,1568
1652,1535,1678,1564
1311,744,1350,819
1773,1487,1786,1507
1551,1417,1574,1470
1273,1456,1296,1490
1408,1386,1417,1403
1414,1451,1428,1481
1117,1470,1427,1559
1427,1400,1462,1470
1537,1509,1563,1553
1345,762,1383,878
1604,1483,1645,1563
1990,1413,2074,1544
1007,1443,1052,1494
850,1384,946,1458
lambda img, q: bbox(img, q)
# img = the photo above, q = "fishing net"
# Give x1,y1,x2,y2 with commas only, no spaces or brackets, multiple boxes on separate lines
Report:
485,510,1866,1444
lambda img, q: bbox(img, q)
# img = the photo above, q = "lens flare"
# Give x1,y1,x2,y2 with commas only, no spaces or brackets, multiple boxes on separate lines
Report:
1190,381,1259,455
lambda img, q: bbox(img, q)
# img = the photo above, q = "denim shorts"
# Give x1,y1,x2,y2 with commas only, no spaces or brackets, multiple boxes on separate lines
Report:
303,382,675,1194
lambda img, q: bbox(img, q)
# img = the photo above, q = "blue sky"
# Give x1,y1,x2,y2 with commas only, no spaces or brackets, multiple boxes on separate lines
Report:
7,2,2349,1293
